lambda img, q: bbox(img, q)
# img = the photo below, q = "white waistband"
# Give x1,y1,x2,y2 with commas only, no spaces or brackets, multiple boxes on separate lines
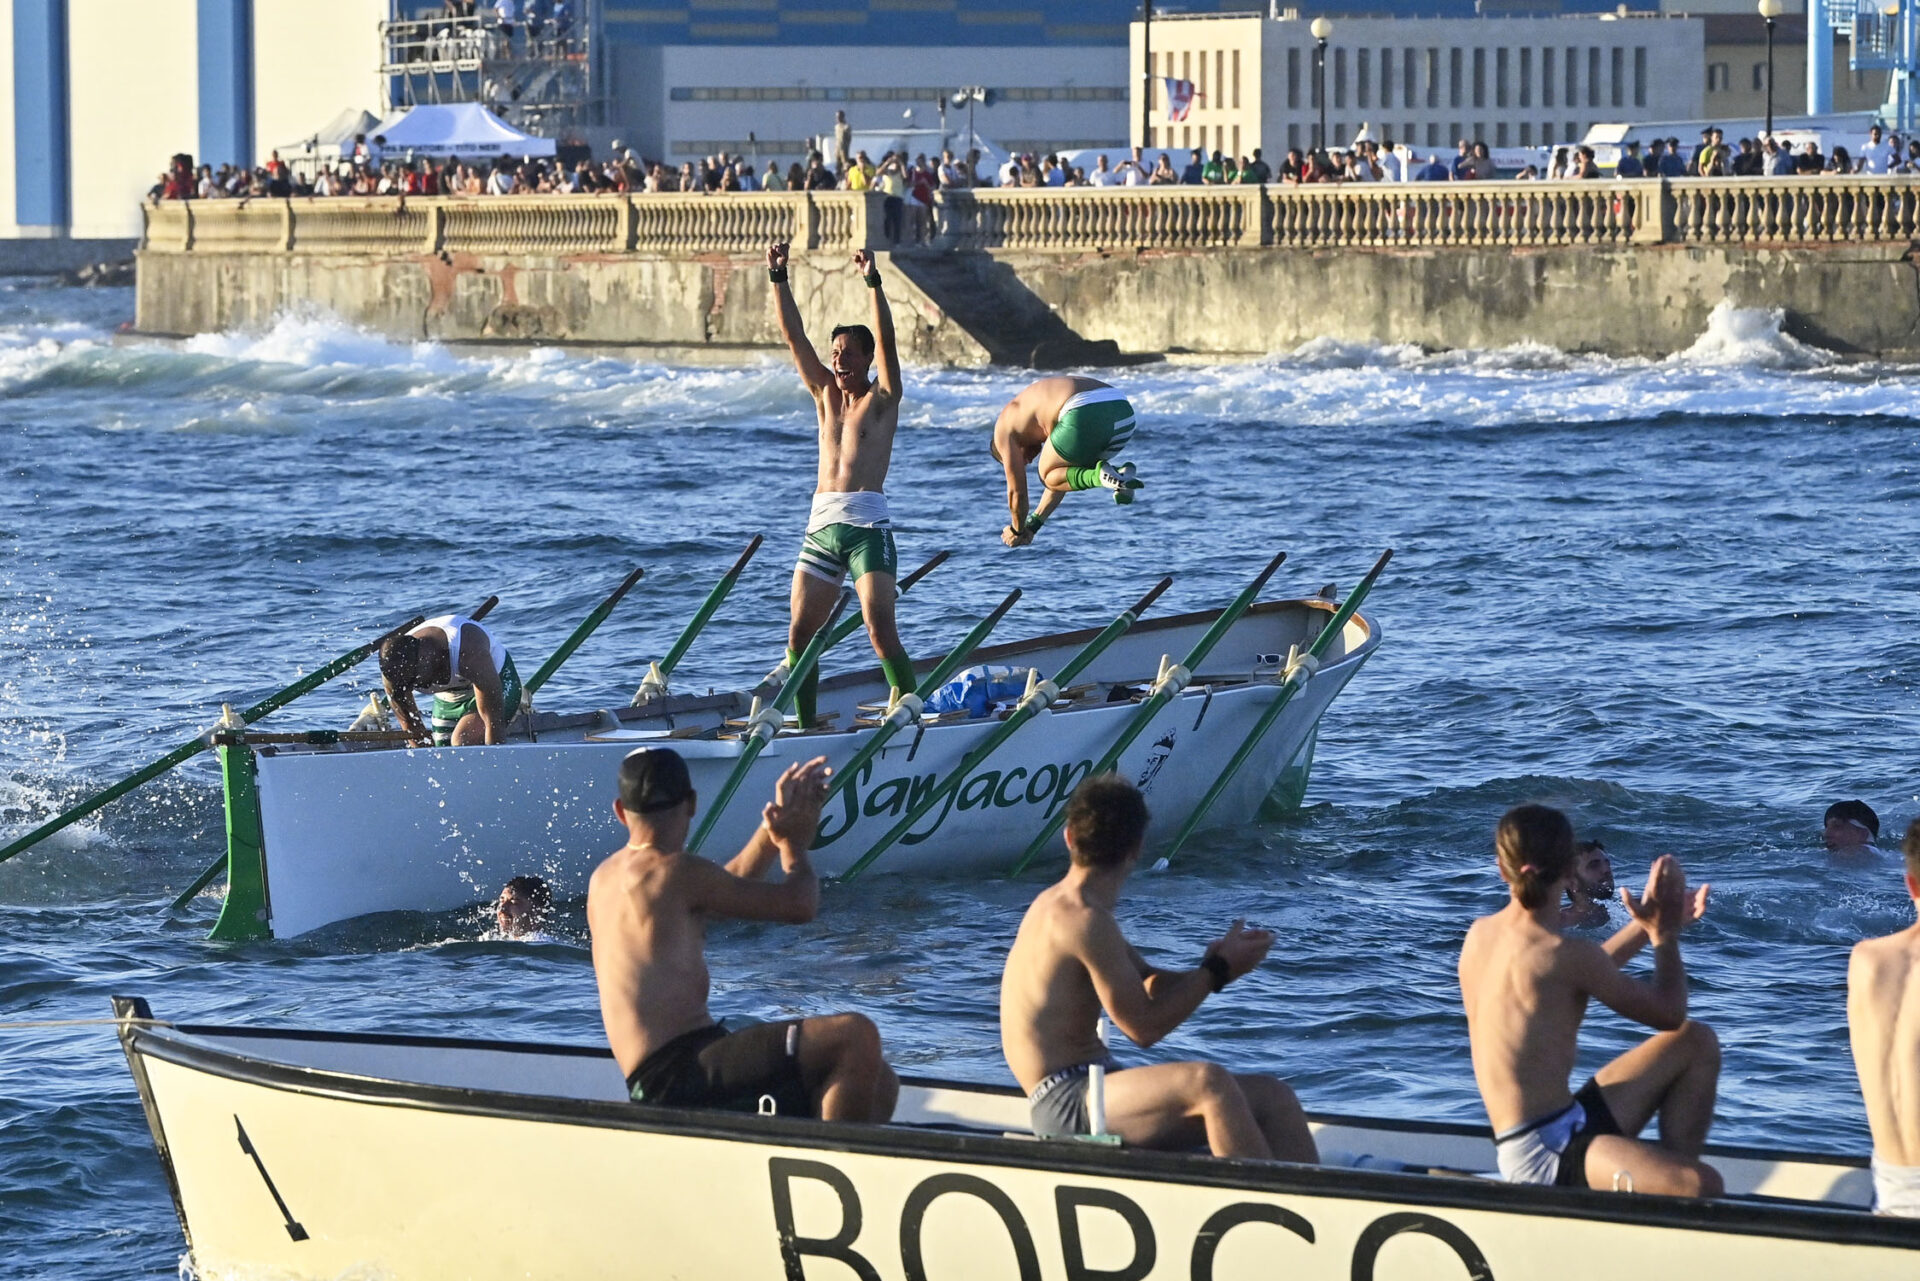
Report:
807,491,891,533
1874,1158,1920,1216
1060,387,1129,414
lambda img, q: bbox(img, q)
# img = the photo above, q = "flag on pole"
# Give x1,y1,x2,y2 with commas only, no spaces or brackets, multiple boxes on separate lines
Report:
1164,78,1198,121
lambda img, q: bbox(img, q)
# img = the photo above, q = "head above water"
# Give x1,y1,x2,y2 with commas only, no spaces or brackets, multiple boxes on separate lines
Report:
1064,774,1151,871
498,874,552,937
1824,799,1880,850
1574,839,1614,899
828,324,875,388
1495,804,1577,910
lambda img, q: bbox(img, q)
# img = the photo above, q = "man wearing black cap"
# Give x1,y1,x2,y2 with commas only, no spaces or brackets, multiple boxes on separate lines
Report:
588,746,898,1122
1825,800,1884,856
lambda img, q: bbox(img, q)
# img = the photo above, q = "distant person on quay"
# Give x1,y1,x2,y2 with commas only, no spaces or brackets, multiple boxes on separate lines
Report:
496,875,558,942
766,240,915,725
589,747,898,1120
1000,775,1318,1160
1459,804,1723,1196
380,613,521,746
1847,818,1920,1215
1825,799,1884,856
991,375,1143,548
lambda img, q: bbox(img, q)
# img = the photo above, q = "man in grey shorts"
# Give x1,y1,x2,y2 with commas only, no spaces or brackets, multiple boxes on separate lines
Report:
998,775,1317,1160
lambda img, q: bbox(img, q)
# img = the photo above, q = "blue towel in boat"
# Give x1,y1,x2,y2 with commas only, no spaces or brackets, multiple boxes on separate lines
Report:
923,665,1031,718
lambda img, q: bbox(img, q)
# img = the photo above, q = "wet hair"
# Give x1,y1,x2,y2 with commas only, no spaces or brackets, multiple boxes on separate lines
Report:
1904,818,1920,882
1064,774,1150,868
1495,804,1576,910
1826,799,1880,839
619,746,694,814
379,633,421,687
502,875,551,911
830,323,875,358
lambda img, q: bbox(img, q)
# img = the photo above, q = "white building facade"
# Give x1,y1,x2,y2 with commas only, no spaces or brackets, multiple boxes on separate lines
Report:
1130,11,1707,159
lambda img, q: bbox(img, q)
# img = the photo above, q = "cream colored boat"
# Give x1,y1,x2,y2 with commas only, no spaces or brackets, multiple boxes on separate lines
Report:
114,998,1916,1280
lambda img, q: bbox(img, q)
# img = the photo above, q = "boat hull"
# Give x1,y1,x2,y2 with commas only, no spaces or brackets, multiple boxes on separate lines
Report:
237,601,1375,938
115,1006,1916,1281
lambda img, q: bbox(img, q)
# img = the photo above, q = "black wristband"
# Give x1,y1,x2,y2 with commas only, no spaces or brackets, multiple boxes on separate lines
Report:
864,271,881,288
1202,953,1230,993
768,266,787,284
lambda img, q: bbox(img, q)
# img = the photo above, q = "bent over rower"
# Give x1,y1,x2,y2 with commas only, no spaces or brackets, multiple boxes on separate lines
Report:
768,242,915,727
992,375,1143,548
379,613,521,746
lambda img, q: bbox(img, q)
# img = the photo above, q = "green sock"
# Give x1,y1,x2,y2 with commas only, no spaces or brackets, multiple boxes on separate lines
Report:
785,647,818,728
881,651,916,701
1066,465,1102,491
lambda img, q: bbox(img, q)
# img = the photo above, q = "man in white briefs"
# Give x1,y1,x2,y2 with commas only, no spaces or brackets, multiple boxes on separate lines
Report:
767,241,914,728
379,613,519,746
1849,818,1920,1215
990,375,1143,548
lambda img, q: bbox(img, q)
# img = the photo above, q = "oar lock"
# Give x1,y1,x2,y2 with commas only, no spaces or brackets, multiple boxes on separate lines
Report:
202,704,249,746
743,698,789,742
1150,655,1193,699
761,659,793,694
881,691,924,729
633,661,670,706
1015,670,1061,716
1282,645,1321,687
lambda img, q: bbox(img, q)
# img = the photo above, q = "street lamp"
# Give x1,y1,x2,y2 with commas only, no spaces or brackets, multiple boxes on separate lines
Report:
1311,17,1333,153
1759,0,1783,139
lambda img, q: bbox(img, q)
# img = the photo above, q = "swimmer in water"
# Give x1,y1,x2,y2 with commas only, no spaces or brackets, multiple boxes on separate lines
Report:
1561,840,1615,930
496,875,558,943
1848,818,1920,1216
1460,804,1723,1196
1825,800,1884,858
991,375,1143,548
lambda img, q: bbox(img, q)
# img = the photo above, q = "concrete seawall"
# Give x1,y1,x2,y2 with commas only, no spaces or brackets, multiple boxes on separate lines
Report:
133,189,1920,363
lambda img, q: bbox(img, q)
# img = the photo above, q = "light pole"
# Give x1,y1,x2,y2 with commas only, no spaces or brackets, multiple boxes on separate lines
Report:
1311,17,1333,153
1759,0,1782,139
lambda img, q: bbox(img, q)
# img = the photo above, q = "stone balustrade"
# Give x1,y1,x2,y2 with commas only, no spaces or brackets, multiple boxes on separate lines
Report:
141,177,1920,259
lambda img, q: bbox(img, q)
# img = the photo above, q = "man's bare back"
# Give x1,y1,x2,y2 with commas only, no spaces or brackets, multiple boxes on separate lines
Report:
1459,909,1604,1133
992,375,1106,465
991,375,1141,547
1849,821,1920,1212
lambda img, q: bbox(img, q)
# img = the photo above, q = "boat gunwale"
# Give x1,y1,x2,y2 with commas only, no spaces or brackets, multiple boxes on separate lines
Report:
122,1015,1919,1253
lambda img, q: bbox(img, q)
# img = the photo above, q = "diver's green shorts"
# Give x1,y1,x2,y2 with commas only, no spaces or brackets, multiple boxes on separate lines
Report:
431,653,523,745
797,523,898,585
1048,388,1137,466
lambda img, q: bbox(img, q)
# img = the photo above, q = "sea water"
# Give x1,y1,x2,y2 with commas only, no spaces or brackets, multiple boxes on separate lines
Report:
1,281,1915,1277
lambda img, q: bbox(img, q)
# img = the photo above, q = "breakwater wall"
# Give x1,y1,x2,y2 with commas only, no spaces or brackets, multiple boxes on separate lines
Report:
135,182,1920,363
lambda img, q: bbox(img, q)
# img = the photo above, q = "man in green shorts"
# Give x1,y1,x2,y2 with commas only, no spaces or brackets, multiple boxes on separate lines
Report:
768,241,914,727
379,613,521,746
991,375,1143,547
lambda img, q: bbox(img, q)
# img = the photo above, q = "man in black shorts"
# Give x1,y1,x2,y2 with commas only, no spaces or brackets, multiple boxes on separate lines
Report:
587,746,898,1122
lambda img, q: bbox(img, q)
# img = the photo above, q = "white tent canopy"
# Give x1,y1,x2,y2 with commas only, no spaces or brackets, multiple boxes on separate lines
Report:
369,102,556,158
276,107,381,160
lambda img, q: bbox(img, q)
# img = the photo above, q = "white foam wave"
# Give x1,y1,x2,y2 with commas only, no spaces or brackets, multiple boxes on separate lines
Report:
1672,301,1831,370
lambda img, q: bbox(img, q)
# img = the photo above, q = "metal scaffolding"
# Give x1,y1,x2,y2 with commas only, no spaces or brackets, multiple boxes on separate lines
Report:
380,3,604,134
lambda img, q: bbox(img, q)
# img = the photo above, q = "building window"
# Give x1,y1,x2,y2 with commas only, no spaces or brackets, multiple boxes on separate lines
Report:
1217,50,1225,111
1450,47,1463,108
1335,46,1348,108
1707,62,1729,92
1587,47,1600,107
1289,122,1301,150
1288,47,1300,110
1232,49,1241,109
1425,47,1439,108
1197,50,1206,110
1520,121,1532,145
1751,60,1765,92
1380,46,1393,109
1611,47,1623,108
1543,47,1556,108
1543,121,1555,143
1406,48,1418,108
1426,122,1439,146
1565,46,1577,106
1148,126,1156,147
1473,47,1486,108
1637,47,1648,106
1497,47,1510,108
1497,122,1509,146
1232,124,1240,157
1359,46,1372,109
1520,47,1532,107
1567,120,1578,140
1449,120,1462,145
1404,121,1415,143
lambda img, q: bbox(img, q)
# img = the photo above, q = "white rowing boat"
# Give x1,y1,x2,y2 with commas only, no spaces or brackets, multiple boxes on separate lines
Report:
112,997,1917,1280
206,598,1379,939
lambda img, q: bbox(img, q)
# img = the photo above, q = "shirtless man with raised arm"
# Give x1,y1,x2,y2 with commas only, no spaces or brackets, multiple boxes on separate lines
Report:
378,613,520,746
1460,804,1723,1196
1000,775,1316,1160
589,746,897,1121
767,242,914,728
1848,817,1920,1216
992,375,1143,548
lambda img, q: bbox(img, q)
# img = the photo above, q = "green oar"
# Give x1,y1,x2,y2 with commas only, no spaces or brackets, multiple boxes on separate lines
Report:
1006,551,1290,877
839,575,1173,883
1160,550,1393,864
2,614,426,870
634,536,763,705
524,565,645,696
686,588,856,854
821,587,1024,811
